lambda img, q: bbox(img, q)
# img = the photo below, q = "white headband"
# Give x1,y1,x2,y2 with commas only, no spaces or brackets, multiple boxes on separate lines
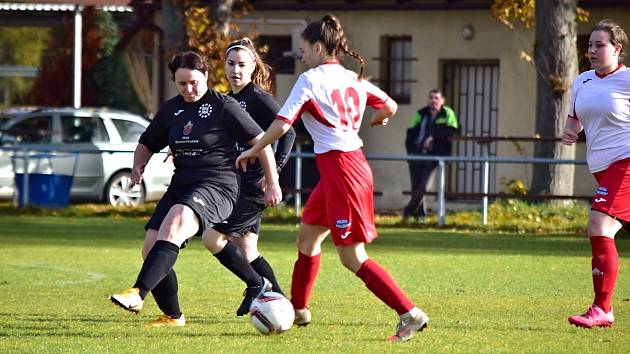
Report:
225,45,256,61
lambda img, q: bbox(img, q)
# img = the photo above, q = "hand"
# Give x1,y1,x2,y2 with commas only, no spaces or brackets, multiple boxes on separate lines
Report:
561,128,579,145
256,176,267,192
264,179,282,207
423,135,434,151
163,149,174,163
369,115,389,127
236,148,258,172
130,164,146,185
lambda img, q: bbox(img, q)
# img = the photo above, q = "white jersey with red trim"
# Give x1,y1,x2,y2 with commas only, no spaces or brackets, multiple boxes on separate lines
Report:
567,65,630,172
276,61,390,154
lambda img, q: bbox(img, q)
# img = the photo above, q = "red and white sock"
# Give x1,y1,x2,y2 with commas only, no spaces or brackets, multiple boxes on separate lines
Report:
590,236,619,313
355,259,415,315
290,251,321,310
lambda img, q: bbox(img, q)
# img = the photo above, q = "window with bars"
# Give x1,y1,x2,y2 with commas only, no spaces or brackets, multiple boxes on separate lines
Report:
376,35,415,104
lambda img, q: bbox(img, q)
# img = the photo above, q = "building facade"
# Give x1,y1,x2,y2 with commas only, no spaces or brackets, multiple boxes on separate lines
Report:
191,2,629,211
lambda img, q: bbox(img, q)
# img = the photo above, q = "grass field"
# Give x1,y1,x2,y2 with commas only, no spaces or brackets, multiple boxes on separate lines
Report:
1,214,629,353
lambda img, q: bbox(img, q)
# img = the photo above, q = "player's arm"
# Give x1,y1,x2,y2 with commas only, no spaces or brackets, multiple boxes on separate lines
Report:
256,93,296,173
237,119,292,171
135,106,169,182
237,74,308,170
562,117,583,145
369,97,398,127
247,133,282,206
562,77,583,145
131,143,153,184
275,126,296,173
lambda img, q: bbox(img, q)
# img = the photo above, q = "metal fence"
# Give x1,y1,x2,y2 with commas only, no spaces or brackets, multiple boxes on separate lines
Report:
290,151,588,226
2,145,589,226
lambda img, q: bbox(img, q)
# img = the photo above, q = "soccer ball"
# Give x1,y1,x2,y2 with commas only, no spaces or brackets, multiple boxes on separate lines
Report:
249,292,295,334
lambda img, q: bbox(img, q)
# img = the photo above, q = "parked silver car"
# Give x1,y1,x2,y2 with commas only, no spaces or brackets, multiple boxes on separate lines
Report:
0,107,173,206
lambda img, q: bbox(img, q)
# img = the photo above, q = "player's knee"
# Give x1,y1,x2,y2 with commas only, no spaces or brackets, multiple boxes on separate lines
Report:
202,231,228,254
338,254,361,272
142,230,158,259
588,211,622,237
296,237,318,255
231,237,256,260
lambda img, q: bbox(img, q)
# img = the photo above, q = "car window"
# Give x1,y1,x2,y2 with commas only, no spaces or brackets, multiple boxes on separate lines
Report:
6,116,52,144
61,116,108,143
111,119,146,143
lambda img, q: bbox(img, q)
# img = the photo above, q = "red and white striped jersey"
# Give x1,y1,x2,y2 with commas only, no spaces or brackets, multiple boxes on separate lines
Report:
276,61,390,154
568,65,630,172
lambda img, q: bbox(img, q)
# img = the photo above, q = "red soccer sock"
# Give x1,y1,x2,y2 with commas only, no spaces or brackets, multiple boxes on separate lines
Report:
590,236,619,313
290,251,321,309
355,259,415,315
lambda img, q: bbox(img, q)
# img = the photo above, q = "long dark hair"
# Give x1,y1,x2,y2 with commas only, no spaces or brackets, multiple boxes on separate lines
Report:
592,19,627,64
167,51,209,80
225,37,273,92
301,14,365,79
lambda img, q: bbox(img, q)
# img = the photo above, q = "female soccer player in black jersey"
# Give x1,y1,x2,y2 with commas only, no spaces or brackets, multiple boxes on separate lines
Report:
206,38,295,295
136,39,297,326
109,51,282,326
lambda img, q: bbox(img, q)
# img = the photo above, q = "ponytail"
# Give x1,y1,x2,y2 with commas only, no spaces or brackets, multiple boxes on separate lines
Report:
302,14,365,79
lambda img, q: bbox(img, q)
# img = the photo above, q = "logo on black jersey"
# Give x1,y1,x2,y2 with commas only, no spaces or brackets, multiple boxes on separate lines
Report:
183,121,193,136
582,78,592,84
239,101,247,110
199,103,213,119
174,109,184,116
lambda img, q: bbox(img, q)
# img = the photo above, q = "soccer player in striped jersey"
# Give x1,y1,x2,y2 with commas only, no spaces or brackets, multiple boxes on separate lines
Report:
236,14,429,342
562,19,629,329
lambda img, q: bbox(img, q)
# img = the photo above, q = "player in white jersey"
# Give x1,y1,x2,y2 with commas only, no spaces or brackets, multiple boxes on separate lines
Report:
236,14,428,342
562,19,629,329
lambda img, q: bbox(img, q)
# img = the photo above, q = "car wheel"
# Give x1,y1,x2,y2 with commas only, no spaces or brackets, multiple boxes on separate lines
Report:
105,171,145,207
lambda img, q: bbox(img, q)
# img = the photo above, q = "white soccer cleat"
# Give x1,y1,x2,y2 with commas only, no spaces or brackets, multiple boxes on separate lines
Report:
294,308,312,326
145,314,186,328
388,309,429,342
110,288,143,313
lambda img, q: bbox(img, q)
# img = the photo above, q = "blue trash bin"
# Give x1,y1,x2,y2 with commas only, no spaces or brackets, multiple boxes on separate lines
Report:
14,173,74,208
11,152,77,208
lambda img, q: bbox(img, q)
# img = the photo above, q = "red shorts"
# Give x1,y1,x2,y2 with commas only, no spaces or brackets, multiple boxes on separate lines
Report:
301,149,378,246
592,157,630,222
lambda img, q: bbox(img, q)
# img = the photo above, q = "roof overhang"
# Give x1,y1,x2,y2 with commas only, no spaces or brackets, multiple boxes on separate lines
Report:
0,1,133,12
247,0,630,11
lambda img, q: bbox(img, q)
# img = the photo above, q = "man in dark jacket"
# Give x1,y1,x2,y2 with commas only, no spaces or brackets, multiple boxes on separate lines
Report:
403,89,459,222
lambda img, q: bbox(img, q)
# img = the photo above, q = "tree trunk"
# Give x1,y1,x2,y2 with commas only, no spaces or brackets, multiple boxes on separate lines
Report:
161,0,187,55
210,0,234,36
530,0,578,197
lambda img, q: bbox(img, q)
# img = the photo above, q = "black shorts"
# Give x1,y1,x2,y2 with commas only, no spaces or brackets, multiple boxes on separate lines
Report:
212,196,265,237
145,182,236,236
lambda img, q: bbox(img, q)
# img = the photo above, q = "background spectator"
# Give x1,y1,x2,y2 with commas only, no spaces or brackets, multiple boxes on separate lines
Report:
403,89,459,222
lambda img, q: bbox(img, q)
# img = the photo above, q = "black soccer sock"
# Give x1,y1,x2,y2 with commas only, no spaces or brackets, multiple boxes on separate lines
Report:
151,269,182,318
214,241,262,287
134,240,180,299
251,255,284,296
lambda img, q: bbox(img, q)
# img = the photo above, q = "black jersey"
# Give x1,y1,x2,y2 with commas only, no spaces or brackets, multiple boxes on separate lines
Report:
139,89,263,193
230,83,296,201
